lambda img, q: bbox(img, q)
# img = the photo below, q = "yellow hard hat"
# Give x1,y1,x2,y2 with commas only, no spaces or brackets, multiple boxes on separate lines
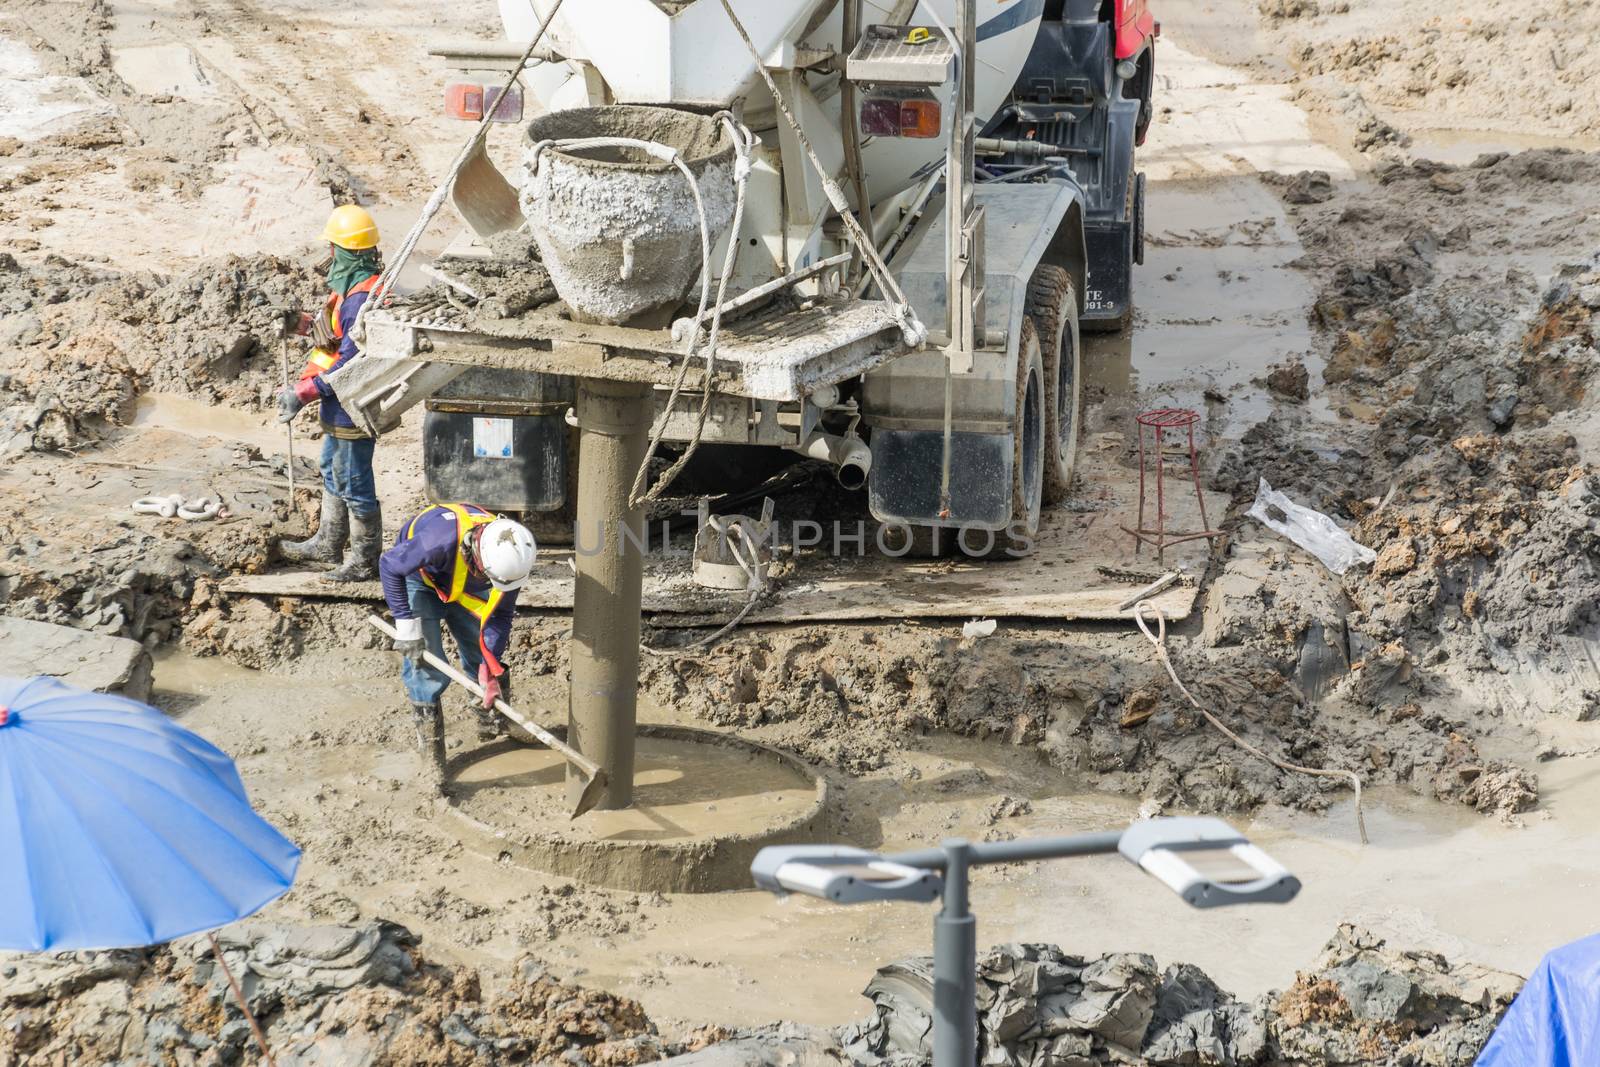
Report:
320,204,379,250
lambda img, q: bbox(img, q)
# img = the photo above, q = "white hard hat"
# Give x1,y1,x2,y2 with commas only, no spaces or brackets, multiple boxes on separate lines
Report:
477,517,538,591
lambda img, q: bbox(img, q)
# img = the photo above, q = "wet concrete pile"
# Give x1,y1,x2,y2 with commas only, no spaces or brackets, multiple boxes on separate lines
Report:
0,250,320,455
835,925,1519,1067
0,919,678,1067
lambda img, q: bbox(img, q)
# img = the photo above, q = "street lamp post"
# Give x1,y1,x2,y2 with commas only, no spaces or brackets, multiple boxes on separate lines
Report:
751,817,1301,1067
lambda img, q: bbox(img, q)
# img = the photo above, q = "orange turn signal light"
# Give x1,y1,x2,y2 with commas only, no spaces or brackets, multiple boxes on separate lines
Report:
898,98,941,138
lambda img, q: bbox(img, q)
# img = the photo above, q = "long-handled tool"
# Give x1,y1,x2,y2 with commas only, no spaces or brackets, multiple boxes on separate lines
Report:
277,310,297,503
367,615,609,819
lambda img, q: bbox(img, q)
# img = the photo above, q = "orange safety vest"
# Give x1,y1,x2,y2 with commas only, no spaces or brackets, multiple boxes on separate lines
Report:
408,503,507,678
297,275,381,382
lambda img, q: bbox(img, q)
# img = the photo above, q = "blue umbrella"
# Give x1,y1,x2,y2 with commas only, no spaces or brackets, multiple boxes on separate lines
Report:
0,675,301,952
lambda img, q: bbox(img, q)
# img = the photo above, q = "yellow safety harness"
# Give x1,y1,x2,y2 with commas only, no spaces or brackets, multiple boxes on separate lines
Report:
408,503,506,677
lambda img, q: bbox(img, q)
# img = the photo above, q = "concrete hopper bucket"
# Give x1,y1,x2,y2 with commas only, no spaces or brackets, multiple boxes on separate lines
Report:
519,105,735,325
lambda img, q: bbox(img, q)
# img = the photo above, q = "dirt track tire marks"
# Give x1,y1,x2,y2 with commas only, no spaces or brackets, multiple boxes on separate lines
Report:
183,0,426,201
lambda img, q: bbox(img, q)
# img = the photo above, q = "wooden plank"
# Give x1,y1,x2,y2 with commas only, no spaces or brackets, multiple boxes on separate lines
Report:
221,458,1221,627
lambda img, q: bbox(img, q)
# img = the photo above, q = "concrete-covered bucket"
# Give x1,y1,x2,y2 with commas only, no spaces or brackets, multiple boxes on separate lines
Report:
519,105,736,325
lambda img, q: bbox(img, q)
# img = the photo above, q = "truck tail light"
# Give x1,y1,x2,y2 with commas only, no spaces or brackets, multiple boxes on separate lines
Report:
446,83,484,120
860,91,941,139
898,98,940,137
445,83,524,123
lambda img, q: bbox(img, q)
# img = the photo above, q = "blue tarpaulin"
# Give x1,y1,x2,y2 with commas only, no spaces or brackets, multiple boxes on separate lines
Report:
1476,932,1600,1066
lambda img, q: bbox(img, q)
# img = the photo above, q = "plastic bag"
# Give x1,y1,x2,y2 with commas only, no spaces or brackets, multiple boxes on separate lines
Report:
1246,477,1376,575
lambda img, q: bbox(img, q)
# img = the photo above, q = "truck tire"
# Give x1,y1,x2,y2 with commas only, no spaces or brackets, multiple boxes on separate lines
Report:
879,522,949,559
965,318,1044,560
1026,265,1083,506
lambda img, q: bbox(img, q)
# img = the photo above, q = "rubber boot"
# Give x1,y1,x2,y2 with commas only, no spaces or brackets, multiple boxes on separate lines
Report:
324,505,381,583
472,705,502,743
410,701,448,795
473,673,507,742
279,492,348,566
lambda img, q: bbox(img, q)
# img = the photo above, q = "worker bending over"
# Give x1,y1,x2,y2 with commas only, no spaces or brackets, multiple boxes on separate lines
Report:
278,204,385,583
380,503,538,789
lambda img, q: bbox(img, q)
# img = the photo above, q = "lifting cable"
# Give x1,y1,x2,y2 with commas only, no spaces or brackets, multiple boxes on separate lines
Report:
1133,601,1369,845
348,0,567,345
714,0,925,350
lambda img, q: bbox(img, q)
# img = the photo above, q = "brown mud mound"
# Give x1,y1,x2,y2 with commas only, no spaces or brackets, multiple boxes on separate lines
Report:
836,924,1519,1067
1260,0,1600,147
631,618,1531,823
641,625,1063,776
0,251,320,454
0,919,670,1066
1240,152,1600,732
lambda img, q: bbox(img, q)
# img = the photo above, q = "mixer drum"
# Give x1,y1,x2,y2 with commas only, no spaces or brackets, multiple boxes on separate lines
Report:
519,105,736,325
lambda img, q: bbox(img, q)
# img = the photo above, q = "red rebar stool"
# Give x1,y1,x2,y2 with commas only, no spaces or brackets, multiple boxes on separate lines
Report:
1122,407,1221,563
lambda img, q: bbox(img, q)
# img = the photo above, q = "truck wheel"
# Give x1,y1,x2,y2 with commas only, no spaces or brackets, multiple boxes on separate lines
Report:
879,522,950,559
965,318,1044,560
1026,265,1083,506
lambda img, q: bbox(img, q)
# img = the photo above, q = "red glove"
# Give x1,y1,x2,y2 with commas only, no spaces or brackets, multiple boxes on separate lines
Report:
294,377,321,403
478,663,501,710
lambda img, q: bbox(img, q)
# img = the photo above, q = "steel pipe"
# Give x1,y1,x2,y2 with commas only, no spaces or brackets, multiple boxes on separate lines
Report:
568,377,652,810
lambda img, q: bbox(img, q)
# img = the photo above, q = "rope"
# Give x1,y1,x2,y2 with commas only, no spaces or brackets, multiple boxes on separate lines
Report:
349,0,566,345
642,519,766,657
1133,601,1369,845
714,0,926,349
627,114,755,507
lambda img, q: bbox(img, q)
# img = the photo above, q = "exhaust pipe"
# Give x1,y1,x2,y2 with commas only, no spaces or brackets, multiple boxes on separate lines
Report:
794,430,872,490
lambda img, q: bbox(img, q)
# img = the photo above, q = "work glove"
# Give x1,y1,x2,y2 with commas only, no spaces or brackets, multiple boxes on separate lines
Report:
277,378,320,424
392,617,425,657
478,663,502,710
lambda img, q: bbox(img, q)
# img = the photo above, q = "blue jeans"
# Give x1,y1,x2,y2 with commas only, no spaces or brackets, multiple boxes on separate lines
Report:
401,575,489,706
320,434,378,515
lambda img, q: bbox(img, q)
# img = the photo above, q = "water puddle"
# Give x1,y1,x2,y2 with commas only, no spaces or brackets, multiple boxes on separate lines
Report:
111,43,213,99
1081,29,1347,436
454,735,819,843
589,760,1600,1028
0,35,110,141
131,392,283,452
1408,128,1600,167
1088,175,1329,430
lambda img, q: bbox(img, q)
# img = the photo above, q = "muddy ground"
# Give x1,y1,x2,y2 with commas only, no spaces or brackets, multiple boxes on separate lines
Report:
4,0,1600,1063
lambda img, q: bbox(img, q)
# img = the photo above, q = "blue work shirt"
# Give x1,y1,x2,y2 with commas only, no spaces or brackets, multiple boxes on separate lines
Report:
379,505,518,660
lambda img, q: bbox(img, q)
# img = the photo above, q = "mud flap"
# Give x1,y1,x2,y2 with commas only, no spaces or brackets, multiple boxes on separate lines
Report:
422,367,576,518
422,409,569,513
867,428,1014,529
1081,222,1133,326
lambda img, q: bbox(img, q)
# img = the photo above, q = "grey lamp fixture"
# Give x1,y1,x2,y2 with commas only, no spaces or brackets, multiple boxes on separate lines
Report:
750,816,1300,1067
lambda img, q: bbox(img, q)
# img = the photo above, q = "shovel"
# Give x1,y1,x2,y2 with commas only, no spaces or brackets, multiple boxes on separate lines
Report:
368,615,609,819
451,137,523,239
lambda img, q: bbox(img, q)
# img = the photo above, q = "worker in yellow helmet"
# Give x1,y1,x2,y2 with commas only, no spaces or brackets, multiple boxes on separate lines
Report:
277,204,386,582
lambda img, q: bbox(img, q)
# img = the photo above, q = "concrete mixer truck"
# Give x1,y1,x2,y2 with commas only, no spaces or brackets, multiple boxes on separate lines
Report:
353,0,1156,561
